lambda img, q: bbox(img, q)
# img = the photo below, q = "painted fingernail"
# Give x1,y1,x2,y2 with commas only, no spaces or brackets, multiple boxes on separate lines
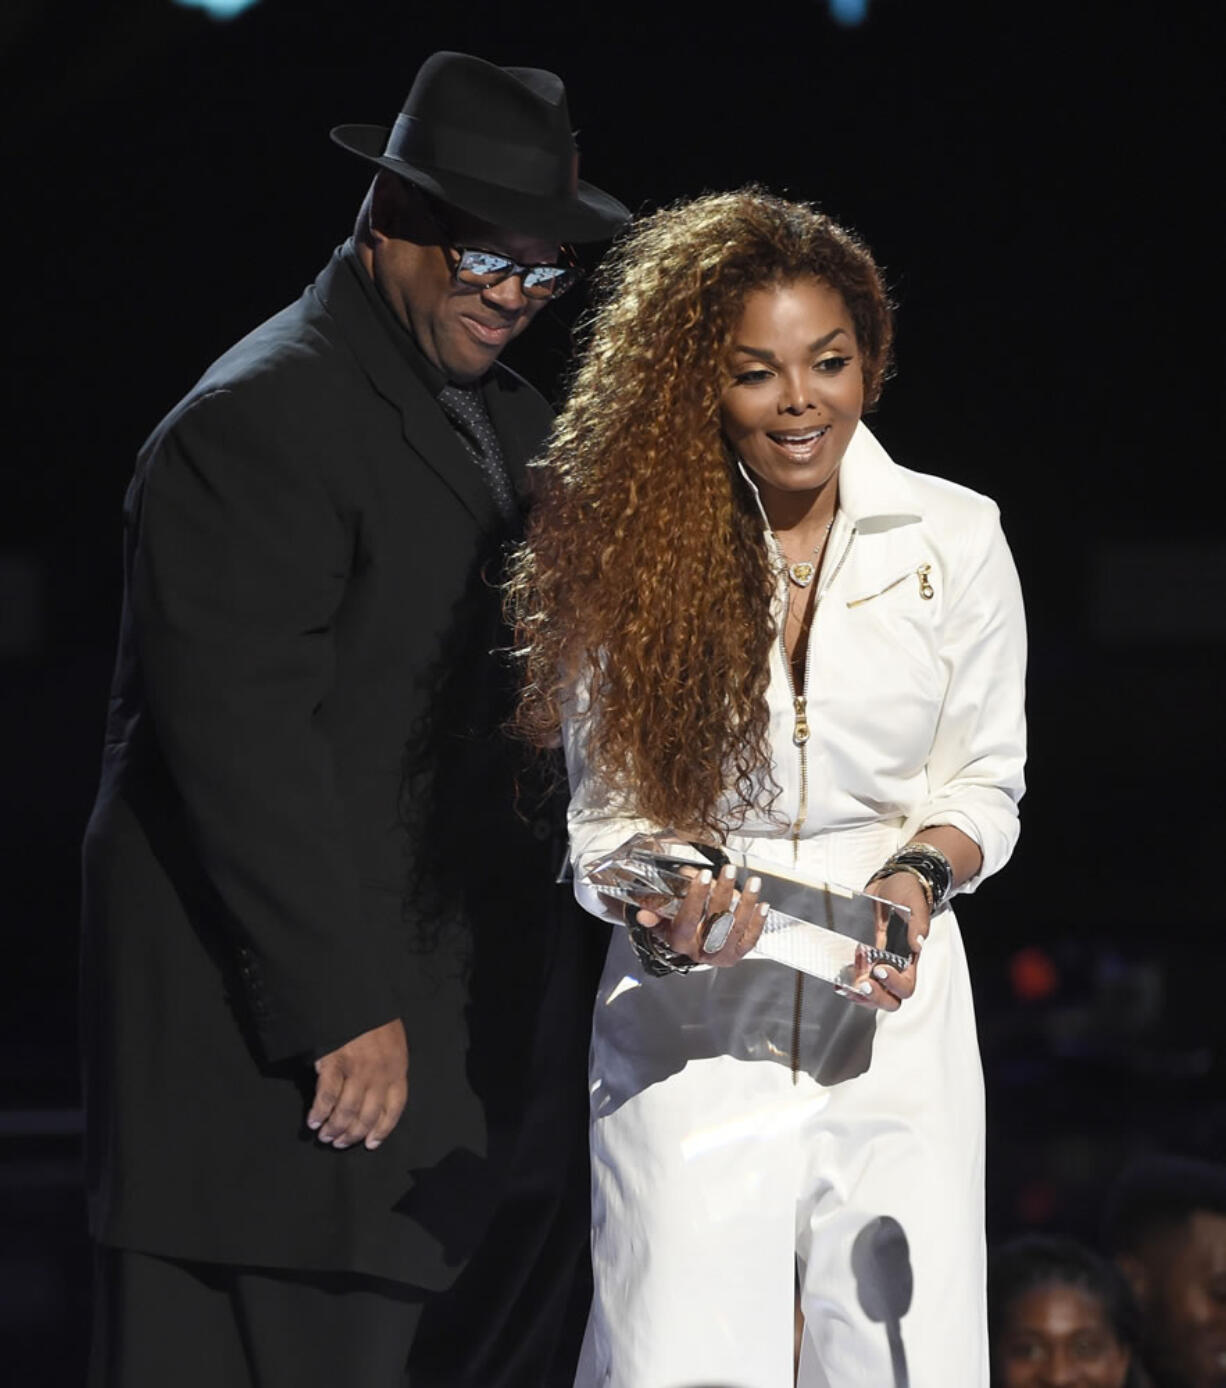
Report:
333,1140,349,1150
757,902,769,918
746,875,762,894
858,981,874,996
721,864,737,882
307,1118,322,1130
872,965,889,981
365,1139,382,1151
915,934,926,948
698,869,712,885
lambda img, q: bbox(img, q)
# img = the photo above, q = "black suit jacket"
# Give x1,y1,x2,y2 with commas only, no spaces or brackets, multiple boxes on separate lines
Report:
81,243,598,1345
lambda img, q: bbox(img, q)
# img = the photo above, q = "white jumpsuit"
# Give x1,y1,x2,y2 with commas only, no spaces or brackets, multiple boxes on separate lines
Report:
564,426,1027,1388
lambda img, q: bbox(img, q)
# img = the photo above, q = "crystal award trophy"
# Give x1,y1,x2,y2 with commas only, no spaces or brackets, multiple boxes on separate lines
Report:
580,830,912,987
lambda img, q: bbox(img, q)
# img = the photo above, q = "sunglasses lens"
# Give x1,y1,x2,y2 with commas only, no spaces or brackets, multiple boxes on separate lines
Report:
519,266,572,299
455,251,513,285
522,265,576,298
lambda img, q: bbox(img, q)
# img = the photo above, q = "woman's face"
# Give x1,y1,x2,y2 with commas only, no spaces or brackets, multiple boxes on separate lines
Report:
719,278,864,516
999,1284,1132,1388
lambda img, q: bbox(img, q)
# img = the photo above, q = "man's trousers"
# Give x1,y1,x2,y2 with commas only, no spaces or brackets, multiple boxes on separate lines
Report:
89,1249,424,1388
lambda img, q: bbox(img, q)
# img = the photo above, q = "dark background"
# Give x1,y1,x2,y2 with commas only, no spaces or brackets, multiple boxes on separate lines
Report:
2,0,1221,1378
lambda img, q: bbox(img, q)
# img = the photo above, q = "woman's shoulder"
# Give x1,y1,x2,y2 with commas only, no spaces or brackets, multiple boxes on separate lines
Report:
847,424,1002,533
898,465,1002,529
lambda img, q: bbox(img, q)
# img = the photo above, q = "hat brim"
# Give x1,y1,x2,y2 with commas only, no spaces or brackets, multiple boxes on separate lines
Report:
330,124,629,243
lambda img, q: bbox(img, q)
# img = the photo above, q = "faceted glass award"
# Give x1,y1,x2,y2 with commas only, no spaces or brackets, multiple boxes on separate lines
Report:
581,830,911,988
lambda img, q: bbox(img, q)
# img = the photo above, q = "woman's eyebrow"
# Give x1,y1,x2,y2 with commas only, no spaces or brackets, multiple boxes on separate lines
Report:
729,328,852,361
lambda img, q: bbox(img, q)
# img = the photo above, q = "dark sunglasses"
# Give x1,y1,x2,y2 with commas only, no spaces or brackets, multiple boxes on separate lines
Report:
419,193,581,300
448,245,581,300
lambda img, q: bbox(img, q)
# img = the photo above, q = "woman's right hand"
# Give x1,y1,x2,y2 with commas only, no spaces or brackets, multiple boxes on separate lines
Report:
635,864,768,967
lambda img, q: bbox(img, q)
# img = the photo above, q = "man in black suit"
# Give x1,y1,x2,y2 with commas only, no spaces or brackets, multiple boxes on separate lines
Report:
81,52,627,1387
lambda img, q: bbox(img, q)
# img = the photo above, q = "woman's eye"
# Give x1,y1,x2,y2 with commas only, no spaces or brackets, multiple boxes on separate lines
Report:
733,368,773,384
816,355,853,374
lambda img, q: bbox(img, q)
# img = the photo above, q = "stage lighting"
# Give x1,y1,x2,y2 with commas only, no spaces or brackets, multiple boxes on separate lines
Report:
173,0,261,18
829,0,869,24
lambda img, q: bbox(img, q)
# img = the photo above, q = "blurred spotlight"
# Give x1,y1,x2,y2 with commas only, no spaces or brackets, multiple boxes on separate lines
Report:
1015,1178,1059,1225
829,0,870,25
1010,945,1060,1003
173,0,261,18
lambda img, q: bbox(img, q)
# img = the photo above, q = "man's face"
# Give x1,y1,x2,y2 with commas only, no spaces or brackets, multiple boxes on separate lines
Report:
370,189,556,383
1128,1211,1226,1388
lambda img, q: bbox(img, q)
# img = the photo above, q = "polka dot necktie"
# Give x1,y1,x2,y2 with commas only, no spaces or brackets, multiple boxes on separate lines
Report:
437,383,517,523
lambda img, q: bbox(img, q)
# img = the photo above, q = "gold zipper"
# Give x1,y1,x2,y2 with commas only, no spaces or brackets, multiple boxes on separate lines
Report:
777,526,855,850
846,561,935,608
775,524,855,1082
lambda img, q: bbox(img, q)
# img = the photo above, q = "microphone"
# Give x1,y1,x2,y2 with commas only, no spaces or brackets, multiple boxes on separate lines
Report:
851,1215,914,1387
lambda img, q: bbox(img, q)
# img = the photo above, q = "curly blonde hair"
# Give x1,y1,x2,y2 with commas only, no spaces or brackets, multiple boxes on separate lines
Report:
507,189,893,838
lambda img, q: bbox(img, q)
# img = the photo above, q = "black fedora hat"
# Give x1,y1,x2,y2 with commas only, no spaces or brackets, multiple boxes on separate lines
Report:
331,51,629,243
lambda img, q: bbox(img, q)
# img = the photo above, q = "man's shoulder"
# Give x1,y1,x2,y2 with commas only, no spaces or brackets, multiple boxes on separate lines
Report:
195,287,349,402
142,284,365,451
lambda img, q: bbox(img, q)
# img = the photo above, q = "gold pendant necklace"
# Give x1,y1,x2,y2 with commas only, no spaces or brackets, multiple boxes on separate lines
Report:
776,518,833,589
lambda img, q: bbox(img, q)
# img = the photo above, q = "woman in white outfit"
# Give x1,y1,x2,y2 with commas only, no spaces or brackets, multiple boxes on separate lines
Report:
508,190,1026,1388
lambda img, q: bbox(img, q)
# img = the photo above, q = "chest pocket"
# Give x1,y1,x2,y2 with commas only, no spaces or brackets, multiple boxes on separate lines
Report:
845,562,935,608
813,546,946,780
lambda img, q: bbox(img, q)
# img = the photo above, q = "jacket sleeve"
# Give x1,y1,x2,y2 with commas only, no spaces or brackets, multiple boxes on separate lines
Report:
561,681,658,925
904,501,1028,892
129,385,401,1062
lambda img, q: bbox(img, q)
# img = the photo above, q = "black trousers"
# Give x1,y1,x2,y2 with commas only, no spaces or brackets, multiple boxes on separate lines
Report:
89,1248,424,1388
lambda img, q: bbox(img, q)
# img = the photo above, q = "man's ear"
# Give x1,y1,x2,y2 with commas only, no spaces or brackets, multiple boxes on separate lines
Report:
1116,1252,1149,1308
370,171,426,245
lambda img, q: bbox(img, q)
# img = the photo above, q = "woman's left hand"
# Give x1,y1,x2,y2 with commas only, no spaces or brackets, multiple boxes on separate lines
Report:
837,871,931,1012
635,863,768,967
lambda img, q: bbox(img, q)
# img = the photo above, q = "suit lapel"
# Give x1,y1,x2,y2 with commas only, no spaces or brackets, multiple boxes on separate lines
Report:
311,249,500,531
482,365,546,508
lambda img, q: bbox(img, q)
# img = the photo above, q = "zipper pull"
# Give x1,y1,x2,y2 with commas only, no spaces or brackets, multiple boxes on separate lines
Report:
917,563,934,600
792,695,810,746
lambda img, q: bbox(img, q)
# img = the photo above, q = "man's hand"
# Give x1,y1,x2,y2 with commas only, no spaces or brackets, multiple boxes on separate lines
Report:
307,1018,408,1151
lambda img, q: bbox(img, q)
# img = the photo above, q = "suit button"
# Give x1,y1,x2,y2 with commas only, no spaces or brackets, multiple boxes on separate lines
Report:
531,818,552,842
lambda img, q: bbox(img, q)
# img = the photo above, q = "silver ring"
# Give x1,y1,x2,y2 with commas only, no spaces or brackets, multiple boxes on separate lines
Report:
701,910,737,954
